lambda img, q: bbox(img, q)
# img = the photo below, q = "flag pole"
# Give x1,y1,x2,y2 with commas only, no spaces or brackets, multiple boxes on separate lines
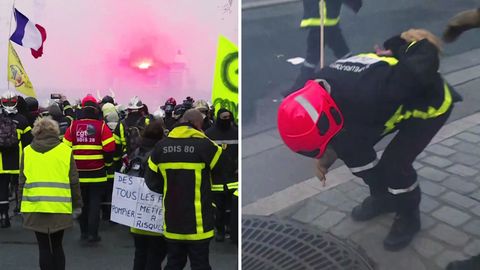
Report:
7,0,16,90
319,0,325,69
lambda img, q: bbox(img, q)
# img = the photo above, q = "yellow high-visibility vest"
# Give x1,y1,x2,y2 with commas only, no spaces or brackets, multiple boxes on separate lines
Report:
21,143,73,214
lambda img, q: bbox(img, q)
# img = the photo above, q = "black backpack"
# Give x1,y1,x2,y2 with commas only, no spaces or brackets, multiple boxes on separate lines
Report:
0,114,19,148
125,148,153,178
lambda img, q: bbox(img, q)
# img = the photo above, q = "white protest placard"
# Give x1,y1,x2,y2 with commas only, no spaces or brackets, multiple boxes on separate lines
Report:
111,172,163,233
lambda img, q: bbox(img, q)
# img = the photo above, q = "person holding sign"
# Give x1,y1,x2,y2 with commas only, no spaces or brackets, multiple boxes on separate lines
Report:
124,119,167,270
18,117,83,270
145,109,225,270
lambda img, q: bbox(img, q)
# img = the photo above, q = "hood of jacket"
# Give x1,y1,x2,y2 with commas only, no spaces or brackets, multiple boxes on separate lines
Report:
30,132,61,153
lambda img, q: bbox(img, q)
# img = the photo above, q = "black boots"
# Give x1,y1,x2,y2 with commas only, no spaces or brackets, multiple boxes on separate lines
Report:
447,254,480,270
351,195,395,221
282,66,315,97
383,209,421,251
351,194,420,251
0,213,10,228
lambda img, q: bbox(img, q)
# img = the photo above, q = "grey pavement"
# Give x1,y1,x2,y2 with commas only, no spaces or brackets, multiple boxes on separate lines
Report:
0,213,238,269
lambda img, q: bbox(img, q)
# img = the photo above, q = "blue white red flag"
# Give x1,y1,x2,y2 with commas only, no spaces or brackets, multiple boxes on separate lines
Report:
10,8,47,59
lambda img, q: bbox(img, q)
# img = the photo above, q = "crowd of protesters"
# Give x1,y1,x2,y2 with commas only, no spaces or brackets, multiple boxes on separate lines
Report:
0,91,238,270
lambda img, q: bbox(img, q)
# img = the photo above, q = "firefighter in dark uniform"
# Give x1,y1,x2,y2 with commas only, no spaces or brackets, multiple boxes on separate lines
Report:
145,109,224,270
286,0,362,96
205,108,238,243
113,96,150,170
278,29,460,251
0,91,33,228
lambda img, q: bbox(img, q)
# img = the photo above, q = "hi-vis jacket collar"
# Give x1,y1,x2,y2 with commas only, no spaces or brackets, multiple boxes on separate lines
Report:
168,124,207,139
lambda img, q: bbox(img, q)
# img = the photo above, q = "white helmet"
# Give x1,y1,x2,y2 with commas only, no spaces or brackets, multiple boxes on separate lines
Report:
127,96,144,110
1,91,18,114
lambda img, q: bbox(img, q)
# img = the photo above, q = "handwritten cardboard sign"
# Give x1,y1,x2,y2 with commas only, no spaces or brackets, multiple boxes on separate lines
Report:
111,172,163,233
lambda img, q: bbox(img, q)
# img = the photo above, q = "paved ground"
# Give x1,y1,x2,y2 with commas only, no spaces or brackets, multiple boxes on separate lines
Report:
0,212,238,269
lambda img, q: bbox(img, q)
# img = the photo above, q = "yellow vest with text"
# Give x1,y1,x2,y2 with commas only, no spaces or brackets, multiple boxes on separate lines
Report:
21,143,73,214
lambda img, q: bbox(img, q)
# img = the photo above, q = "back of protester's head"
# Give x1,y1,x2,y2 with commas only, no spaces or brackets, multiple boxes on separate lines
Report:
25,97,39,112
32,116,60,138
173,104,186,120
193,100,209,115
102,103,119,130
142,119,164,141
180,109,204,131
101,95,115,105
81,94,100,118
48,103,63,118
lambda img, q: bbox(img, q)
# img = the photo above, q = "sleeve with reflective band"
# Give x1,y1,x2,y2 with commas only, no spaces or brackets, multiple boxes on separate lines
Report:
226,181,238,190
383,82,452,135
101,122,115,152
211,184,224,192
21,144,73,214
209,144,222,169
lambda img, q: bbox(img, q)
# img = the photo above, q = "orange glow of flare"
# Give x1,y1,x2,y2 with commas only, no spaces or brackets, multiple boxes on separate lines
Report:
137,61,152,70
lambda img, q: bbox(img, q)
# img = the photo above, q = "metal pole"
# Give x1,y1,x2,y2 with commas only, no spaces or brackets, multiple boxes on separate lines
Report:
6,0,16,90
319,0,325,69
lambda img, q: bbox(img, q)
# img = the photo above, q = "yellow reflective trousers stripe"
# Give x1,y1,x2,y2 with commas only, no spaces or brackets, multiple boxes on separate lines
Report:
300,1,339,27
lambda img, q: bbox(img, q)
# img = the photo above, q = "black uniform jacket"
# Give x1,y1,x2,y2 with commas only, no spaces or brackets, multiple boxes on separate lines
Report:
316,39,457,170
145,123,224,241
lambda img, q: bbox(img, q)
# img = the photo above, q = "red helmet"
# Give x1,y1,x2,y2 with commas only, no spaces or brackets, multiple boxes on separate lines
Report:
165,97,176,106
277,80,344,158
81,94,97,108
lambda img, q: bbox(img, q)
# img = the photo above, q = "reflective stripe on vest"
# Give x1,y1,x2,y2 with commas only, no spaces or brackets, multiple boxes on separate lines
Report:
158,162,214,241
300,1,339,27
355,53,398,66
233,189,238,197
383,82,453,135
21,143,72,214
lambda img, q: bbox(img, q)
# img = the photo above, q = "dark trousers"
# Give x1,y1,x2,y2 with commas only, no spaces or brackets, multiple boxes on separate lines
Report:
230,194,238,244
165,240,211,270
0,174,12,214
359,108,452,214
79,182,105,238
35,230,65,270
213,192,232,235
306,25,350,64
133,234,167,270
101,179,113,220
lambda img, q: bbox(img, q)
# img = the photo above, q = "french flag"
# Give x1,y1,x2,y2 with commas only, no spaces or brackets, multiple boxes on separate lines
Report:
10,8,47,59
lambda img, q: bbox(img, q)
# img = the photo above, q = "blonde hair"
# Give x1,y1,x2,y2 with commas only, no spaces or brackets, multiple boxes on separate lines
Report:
400,28,443,51
32,116,60,137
